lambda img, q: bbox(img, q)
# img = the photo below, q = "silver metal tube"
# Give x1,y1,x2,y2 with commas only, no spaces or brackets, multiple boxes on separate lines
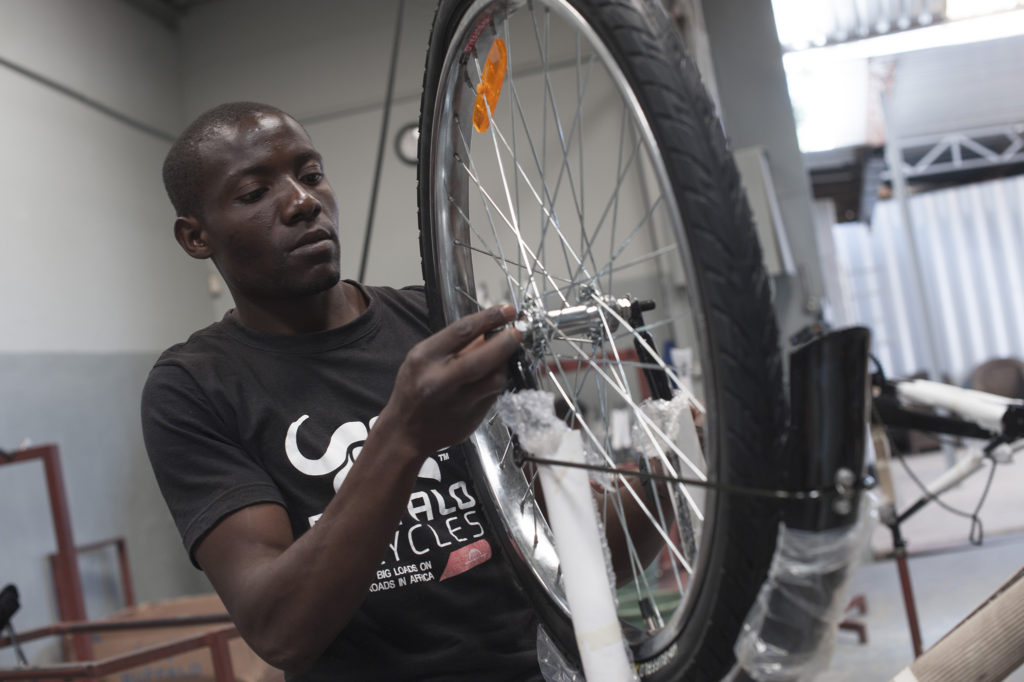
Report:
515,296,633,347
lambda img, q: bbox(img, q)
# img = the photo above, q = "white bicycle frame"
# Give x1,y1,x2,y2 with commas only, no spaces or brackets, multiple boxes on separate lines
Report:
498,388,704,682
503,365,1024,681
878,378,1024,682
880,378,1023,512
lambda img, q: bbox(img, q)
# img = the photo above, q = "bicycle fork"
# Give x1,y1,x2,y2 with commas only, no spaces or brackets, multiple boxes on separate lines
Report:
731,326,874,682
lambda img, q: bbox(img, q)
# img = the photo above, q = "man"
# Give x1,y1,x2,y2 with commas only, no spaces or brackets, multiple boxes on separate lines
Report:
142,102,543,680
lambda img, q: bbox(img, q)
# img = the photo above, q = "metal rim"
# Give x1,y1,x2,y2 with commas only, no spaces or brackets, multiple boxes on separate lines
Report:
427,0,718,660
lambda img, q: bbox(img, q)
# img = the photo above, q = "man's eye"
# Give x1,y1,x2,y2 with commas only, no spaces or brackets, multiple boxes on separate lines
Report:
239,188,267,204
302,172,323,185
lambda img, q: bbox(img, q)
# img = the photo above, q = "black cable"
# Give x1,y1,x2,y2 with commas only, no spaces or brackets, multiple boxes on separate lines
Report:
874,396,996,546
516,453,835,502
869,353,886,382
0,55,175,142
358,0,406,283
869,354,882,372
968,460,997,545
892,447,993,545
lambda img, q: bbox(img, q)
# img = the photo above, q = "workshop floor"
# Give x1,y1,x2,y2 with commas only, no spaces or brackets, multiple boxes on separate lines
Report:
820,447,1024,681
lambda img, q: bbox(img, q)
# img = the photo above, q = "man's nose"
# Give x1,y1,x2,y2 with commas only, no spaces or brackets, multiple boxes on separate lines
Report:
283,178,322,224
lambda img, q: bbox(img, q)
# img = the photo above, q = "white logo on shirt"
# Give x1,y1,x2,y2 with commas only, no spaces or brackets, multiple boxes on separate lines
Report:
285,414,439,493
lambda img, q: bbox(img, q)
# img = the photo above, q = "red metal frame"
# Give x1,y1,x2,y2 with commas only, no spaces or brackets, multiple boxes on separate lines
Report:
0,445,91,661
0,615,237,680
895,548,924,657
547,347,653,400
839,594,869,644
0,444,257,681
49,537,136,610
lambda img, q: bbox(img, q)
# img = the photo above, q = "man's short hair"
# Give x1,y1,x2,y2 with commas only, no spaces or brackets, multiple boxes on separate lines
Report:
162,101,292,218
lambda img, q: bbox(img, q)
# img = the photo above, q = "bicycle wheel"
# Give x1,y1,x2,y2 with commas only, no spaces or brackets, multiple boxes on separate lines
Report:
418,1,786,679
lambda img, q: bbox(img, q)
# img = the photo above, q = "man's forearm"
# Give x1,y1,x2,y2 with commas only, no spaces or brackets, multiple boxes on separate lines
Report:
198,427,427,672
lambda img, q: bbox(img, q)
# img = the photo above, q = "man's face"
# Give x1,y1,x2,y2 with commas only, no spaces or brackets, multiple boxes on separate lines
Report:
195,112,341,302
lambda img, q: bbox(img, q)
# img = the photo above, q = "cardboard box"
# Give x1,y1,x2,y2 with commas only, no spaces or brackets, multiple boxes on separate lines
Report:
88,592,283,682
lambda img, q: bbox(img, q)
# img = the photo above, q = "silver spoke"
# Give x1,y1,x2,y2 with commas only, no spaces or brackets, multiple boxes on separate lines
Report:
571,115,648,288
592,295,704,412
542,365,697,572
548,327,706,515
470,48,543,305
451,144,521,308
427,0,720,652
454,134,569,305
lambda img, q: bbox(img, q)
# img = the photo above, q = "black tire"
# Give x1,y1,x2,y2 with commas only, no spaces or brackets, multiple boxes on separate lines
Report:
417,1,787,679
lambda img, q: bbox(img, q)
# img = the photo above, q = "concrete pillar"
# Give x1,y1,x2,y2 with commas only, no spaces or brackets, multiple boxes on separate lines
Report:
699,0,825,343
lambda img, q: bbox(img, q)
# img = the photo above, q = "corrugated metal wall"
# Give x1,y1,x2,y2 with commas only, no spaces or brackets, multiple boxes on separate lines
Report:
773,0,946,49
887,35,1024,139
773,0,1024,50
832,174,1024,382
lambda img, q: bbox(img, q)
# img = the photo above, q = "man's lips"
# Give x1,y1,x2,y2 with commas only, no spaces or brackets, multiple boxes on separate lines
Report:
291,228,336,252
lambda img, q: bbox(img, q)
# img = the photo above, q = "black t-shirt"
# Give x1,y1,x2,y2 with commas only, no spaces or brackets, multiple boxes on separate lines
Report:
141,283,541,681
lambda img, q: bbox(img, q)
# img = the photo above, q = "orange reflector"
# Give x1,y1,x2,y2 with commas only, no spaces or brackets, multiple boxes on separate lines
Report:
473,38,507,133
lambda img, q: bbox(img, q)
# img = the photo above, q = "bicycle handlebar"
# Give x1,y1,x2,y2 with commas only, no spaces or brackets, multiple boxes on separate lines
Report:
894,379,1022,434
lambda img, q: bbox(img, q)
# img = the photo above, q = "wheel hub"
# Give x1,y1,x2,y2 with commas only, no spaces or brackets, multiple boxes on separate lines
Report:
513,294,650,351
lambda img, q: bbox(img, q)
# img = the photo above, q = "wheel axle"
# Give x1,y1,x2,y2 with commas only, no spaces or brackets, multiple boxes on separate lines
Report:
513,295,654,349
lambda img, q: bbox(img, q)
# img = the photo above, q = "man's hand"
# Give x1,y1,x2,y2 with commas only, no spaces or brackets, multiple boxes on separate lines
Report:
194,304,523,672
377,303,522,459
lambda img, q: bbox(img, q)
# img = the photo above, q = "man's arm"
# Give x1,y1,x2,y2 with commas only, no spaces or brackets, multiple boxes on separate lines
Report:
194,304,521,673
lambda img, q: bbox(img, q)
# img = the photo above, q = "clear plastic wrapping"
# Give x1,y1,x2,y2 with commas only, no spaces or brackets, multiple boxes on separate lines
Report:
731,498,872,681
537,625,585,682
497,390,637,682
495,389,569,456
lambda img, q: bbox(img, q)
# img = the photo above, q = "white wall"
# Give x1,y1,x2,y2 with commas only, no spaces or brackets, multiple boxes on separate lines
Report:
0,1,215,664
0,66,214,352
0,0,180,134
0,0,213,354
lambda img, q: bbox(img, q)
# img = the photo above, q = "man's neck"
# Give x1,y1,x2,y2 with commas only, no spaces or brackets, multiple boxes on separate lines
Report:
231,280,367,335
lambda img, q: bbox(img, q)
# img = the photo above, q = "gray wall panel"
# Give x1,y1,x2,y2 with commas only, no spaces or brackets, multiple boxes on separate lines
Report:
0,353,210,665
888,35,1024,139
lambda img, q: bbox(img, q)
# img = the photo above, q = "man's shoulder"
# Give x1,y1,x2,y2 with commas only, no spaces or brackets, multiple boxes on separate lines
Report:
363,283,429,325
365,283,426,306
152,318,238,372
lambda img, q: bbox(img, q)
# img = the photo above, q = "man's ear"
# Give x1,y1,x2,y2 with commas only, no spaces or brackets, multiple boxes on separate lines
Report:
174,216,212,259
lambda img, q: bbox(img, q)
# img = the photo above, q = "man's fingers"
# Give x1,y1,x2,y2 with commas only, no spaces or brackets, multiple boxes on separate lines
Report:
460,334,487,354
418,305,517,357
461,368,510,406
447,326,522,386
